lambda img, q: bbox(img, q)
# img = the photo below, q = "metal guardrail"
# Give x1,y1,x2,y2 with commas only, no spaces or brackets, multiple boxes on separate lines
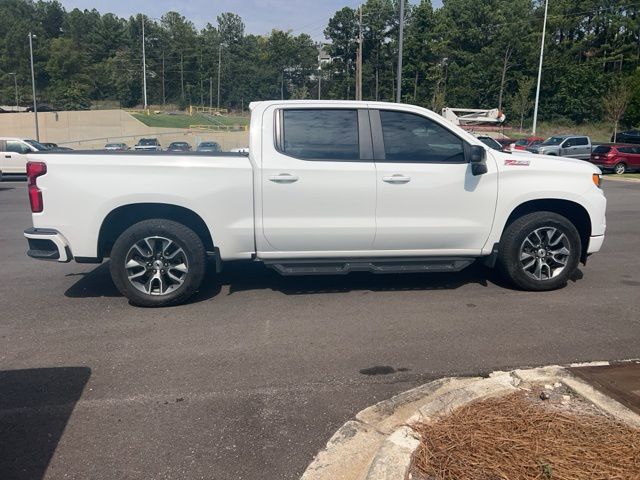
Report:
190,106,229,115
189,124,248,132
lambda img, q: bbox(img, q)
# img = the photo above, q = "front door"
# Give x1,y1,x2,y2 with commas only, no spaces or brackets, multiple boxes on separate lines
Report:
260,107,376,253
371,108,498,254
2,140,31,174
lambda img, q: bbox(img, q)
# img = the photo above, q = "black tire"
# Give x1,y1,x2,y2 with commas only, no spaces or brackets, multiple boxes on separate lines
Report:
496,212,581,291
109,219,207,307
614,162,626,175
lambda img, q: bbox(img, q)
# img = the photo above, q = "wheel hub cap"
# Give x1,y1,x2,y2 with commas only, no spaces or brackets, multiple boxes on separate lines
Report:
124,236,189,296
519,227,571,281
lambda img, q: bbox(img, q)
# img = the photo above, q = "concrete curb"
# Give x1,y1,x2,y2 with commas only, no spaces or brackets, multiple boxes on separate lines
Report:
300,362,640,480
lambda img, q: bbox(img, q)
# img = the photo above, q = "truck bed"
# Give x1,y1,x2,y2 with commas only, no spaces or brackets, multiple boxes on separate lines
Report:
27,151,256,261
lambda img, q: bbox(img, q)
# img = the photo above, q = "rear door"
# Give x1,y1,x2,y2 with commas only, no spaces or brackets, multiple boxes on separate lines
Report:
573,137,591,159
371,108,498,253
259,107,376,253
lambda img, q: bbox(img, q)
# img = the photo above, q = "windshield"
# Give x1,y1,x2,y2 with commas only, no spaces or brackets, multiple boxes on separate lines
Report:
25,139,46,150
139,139,157,146
478,137,502,151
542,136,565,146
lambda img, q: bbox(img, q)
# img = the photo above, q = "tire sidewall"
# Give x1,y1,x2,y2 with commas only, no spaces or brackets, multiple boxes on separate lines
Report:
499,213,581,291
110,219,206,307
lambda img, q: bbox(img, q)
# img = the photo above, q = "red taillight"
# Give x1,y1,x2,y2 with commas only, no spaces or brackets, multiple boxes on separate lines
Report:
27,161,47,213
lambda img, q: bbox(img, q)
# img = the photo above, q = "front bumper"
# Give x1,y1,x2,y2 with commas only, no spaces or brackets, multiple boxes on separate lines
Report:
24,228,72,262
587,235,605,254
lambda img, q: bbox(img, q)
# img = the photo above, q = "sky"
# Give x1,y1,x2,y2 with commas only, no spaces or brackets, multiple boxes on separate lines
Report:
58,0,443,40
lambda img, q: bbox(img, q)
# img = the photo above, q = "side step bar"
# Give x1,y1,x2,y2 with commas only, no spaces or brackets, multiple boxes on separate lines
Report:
263,257,475,276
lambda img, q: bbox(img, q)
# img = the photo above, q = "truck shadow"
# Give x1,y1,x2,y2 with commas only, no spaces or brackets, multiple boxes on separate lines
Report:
64,260,549,304
0,367,91,480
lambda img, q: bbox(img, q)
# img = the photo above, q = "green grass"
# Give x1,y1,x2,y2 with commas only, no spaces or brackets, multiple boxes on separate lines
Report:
618,173,640,179
508,121,613,143
132,112,248,129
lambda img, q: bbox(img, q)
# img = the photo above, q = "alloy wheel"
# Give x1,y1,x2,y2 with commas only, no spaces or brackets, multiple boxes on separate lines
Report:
519,227,570,281
124,236,189,296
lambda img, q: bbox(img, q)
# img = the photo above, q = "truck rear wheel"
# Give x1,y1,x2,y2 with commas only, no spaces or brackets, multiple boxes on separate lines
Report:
109,219,206,307
496,212,581,291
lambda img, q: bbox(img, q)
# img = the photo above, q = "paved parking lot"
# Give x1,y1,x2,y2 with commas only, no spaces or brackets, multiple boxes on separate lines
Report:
1,179,639,479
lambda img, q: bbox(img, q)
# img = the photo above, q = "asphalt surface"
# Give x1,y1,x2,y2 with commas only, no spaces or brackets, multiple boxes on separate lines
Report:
1,179,639,480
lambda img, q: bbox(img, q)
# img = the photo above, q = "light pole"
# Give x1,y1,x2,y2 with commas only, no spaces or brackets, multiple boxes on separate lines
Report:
532,0,549,135
8,73,18,111
28,32,39,141
141,16,148,110
318,66,322,100
396,0,405,103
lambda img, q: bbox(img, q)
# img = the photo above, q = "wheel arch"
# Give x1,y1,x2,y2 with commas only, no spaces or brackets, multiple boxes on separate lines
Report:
502,199,591,264
98,203,215,258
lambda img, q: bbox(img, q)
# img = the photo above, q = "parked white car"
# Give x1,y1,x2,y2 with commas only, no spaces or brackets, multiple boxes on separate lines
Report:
0,137,47,175
23,100,606,306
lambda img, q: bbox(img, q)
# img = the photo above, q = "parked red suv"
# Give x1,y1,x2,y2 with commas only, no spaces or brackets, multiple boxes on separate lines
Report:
590,144,640,174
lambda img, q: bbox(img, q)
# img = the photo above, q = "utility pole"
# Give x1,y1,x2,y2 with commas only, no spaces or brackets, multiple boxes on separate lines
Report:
318,66,322,100
356,5,363,101
532,0,549,135
141,16,148,110
8,73,18,110
281,71,284,100
209,77,213,110
28,32,39,141
396,0,404,103
217,43,222,110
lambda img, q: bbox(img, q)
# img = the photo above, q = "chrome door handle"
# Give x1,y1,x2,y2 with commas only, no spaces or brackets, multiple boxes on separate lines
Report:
269,173,299,183
382,174,411,184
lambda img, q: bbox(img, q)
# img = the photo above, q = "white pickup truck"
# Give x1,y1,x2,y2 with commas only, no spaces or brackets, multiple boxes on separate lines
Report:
24,101,606,307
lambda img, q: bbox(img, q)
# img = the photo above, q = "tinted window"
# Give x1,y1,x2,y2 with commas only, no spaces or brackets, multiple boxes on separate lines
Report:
572,137,589,146
515,139,528,146
281,109,359,160
542,137,564,145
618,146,633,154
6,141,30,153
379,110,464,162
593,145,610,154
478,137,502,151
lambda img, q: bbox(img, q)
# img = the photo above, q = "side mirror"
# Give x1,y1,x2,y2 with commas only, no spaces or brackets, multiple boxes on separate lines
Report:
466,143,488,176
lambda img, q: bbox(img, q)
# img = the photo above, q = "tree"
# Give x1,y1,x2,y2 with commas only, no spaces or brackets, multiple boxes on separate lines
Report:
509,77,534,131
603,78,632,141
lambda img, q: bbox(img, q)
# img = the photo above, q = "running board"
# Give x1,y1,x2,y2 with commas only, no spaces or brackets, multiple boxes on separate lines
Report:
263,257,475,276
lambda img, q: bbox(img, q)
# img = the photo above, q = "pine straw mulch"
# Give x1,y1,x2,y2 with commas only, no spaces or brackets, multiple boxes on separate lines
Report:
410,388,640,480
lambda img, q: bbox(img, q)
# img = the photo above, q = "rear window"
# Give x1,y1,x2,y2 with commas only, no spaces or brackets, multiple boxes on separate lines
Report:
281,109,359,160
593,146,611,154
514,139,528,146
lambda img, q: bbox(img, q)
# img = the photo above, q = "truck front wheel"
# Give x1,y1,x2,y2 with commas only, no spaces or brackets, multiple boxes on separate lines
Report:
496,212,581,291
109,219,206,307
